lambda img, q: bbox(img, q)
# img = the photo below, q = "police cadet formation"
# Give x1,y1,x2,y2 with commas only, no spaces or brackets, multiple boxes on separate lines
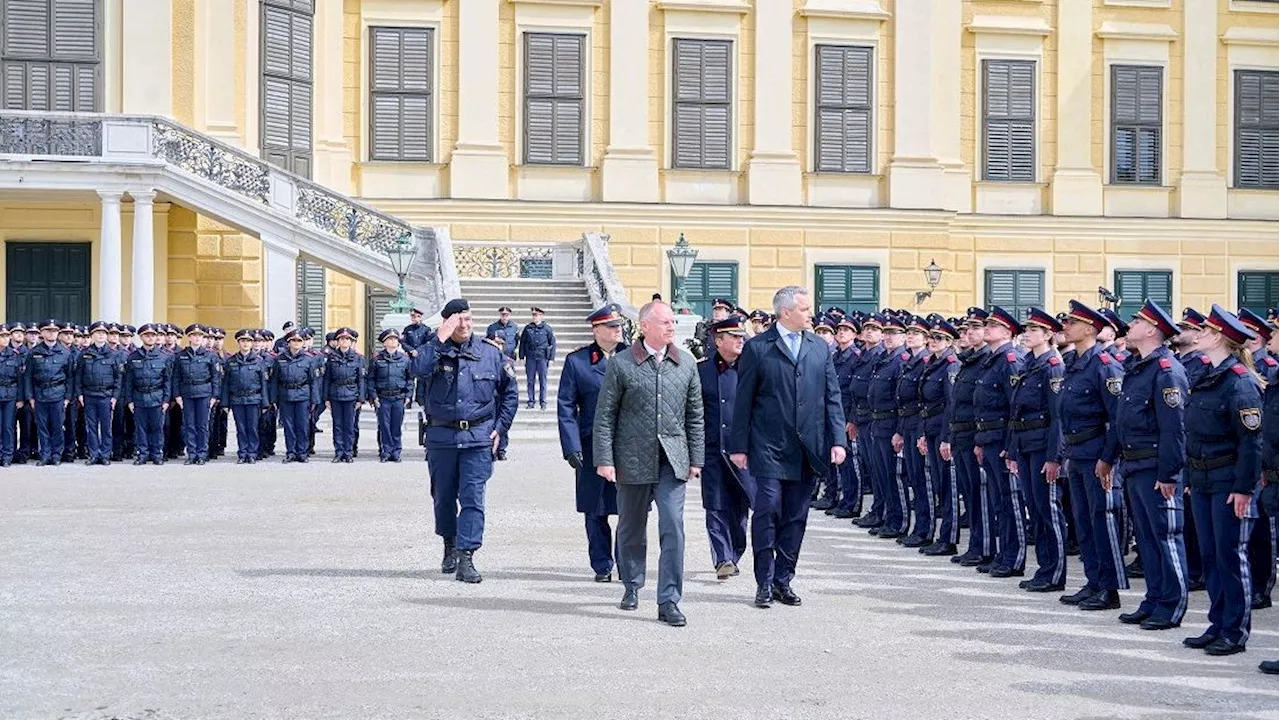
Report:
4,294,1278,670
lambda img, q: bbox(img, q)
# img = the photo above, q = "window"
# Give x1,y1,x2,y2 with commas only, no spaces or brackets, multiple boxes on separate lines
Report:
369,26,432,162
984,269,1044,321
814,45,872,173
296,259,325,337
815,265,879,314
261,0,313,177
1238,271,1279,316
671,38,732,170
1234,70,1279,189
0,0,100,111
1114,270,1172,313
523,33,584,166
982,60,1036,182
674,262,737,319
1111,65,1162,185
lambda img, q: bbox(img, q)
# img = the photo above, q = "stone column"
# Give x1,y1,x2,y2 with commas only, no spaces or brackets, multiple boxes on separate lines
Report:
263,242,300,335
1177,0,1227,218
120,0,173,115
932,1,968,212
746,0,802,205
600,0,659,202
1050,0,1103,216
98,192,123,322
886,0,943,209
195,0,240,145
450,0,508,199
129,191,156,323
314,0,352,192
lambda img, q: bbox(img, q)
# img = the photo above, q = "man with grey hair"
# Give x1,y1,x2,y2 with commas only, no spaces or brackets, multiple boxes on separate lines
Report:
594,300,705,627
731,286,848,608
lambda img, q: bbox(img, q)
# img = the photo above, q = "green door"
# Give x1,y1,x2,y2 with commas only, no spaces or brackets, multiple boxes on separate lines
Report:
6,242,91,323
364,289,394,356
673,262,737,318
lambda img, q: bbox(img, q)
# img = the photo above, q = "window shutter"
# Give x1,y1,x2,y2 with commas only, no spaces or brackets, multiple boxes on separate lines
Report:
262,5,293,78
296,259,326,336
369,27,432,162
523,33,582,165
1116,271,1174,311
1235,70,1279,189
983,60,1035,182
986,271,1017,308
815,45,872,173
704,263,737,303
1239,271,1280,315
986,269,1043,320
815,265,879,313
701,42,731,167
51,0,96,60
1112,66,1162,184
672,39,732,170
2,0,50,57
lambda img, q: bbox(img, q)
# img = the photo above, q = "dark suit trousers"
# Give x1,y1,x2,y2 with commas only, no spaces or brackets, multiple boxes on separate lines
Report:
616,461,686,605
752,463,817,588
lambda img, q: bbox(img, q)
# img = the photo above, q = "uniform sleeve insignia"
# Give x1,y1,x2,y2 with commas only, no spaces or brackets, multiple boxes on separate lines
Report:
1099,353,1112,365
948,369,959,384
591,350,600,364
1105,376,1123,396
1232,364,1247,376
1048,355,1061,366
1265,357,1277,367
1240,407,1262,431
1009,374,1021,387
901,352,910,361
1163,387,1182,407
1158,357,1172,370
1006,352,1017,363
1048,377,1062,394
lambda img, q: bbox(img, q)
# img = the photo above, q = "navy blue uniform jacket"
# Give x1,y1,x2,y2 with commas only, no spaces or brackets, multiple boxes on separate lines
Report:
699,351,756,509
728,325,847,481
557,342,626,515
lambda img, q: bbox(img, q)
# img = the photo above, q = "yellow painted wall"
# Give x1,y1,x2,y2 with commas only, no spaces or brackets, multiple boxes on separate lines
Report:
166,209,264,330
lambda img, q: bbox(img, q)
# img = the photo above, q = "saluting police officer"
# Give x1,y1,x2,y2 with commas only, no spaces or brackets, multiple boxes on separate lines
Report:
171,324,223,465
412,299,519,584
323,327,365,463
122,324,173,466
369,328,414,463
557,304,628,582
518,307,556,411
0,327,25,466
76,321,122,465
24,319,74,466
271,329,321,463
222,329,271,464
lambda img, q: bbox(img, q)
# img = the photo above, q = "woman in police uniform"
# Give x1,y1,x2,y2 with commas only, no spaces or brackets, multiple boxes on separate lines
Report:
1181,305,1264,657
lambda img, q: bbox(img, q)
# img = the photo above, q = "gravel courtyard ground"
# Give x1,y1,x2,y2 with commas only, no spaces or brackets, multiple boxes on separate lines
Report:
2,437,1277,720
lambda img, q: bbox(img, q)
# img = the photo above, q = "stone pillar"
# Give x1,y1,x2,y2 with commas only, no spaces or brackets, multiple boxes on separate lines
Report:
264,242,299,335
98,191,123,322
886,0,943,209
450,0,508,199
195,0,240,145
1050,0,1103,216
600,0,659,202
129,191,156,323
314,0,352,192
932,1,968,212
1177,0,1227,218
120,0,173,114
746,0,802,206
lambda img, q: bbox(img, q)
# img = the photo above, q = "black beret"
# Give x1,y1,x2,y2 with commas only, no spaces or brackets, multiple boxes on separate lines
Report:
442,298,470,319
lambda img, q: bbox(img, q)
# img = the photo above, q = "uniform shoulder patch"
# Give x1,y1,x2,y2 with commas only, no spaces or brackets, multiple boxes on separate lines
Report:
1232,364,1247,376
1241,407,1262,431
1105,376,1123,396
1199,355,1211,364
1099,353,1112,365
947,355,960,364
1048,355,1061,366
1163,387,1182,407
1158,357,1172,370
900,352,910,361
1006,352,1017,363
1049,377,1063,394
1265,357,1277,367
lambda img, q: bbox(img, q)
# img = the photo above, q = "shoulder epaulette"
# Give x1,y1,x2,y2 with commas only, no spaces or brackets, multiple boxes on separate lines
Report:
1232,364,1247,376
947,355,960,364
1199,355,1211,364
1265,357,1277,367
899,352,909,361
1158,357,1172,370
1048,355,1061,366
1006,352,1017,363
1099,353,1112,365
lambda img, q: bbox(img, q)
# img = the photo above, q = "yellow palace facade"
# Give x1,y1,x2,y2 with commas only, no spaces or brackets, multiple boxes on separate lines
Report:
0,0,1277,340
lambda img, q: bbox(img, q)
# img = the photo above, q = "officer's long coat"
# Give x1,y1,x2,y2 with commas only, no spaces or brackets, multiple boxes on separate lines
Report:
557,342,625,515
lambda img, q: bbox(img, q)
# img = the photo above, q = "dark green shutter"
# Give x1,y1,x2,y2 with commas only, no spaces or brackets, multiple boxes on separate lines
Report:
815,265,879,314
983,60,1035,182
1235,70,1279,189
815,45,872,173
296,259,325,337
1114,270,1172,312
369,26,432,161
261,0,312,177
672,39,732,170
1,0,99,111
985,269,1044,321
675,262,738,318
1112,66,1162,185
365,290,394,355
1239,271,1280,316
524,33,583,165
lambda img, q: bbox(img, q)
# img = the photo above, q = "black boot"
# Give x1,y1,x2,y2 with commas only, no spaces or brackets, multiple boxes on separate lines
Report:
441,538,458,574
455,549,482,583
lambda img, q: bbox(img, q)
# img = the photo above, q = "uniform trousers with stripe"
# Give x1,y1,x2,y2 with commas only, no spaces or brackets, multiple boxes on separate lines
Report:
1066,458,1130,592
954,437,992,558
927,436,959,546
1021,449,1067,587
1189,488,1255,645
871,435,907,533
903,433,933,541
835,442,864,515
980,440,1025,572
1124,466,1189,624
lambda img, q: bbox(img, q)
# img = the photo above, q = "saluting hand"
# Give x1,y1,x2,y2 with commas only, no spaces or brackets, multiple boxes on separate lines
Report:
436,314,462,342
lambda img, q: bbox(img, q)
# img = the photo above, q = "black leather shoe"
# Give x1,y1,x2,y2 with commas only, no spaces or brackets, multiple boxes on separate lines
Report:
959,554,990,568
331,456,342,463
832,508,855,519
1079,590,1121,611
1188,578,1206,592
901,535,931,548
952,551,979,565
1183,631,1219,649
1259,660,1278,675
1119,609,1152,625
1204,637,1246,656
594,572,612,583
771,585,802,606
152,458,163,465
454,550,482,583
1125,558,1144,579
1018,579,1033,589
853,515,881,528
620,588,639,611
812,498,834,511
1251,593,1272,610
1059,586,1097,605
1139,617,1180,631
754,585,773,608
658,602,686,627
132,458,146,466
1025,580,1065,593
877,529,904,540
441,539,457,574
976,562,993,574
922,542,958,556
990,566,1025,578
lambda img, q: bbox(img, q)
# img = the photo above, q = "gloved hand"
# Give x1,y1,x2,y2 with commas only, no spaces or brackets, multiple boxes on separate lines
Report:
566,452,584,470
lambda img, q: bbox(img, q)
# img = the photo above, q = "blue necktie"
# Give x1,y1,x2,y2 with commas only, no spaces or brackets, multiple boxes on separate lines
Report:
787,332,800,360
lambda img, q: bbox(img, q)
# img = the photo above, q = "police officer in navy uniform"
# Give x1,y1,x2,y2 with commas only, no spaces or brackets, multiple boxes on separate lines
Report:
850,314,887,528
698,315,756,580
413,299,519,583
255,330,279,459
1259,312,1279,675
1007,308,1066,591
1181,305,1264,657
893,315,934,547
482,329,515,460
0,326,25,466
272,329,321,463
222,329,270,464
830,314,863,519
973,306,1028,578
919,318,961,555
171,324,223,464
949,308,994,567
486,307,519,360
557,304,628,582
811,317,840,508
369,328,415,463
122,324,173,465
75,321,122,465
1057,300,1129,610
207,327,230,460
866,314,910,538
58,322,80,462
401,308,431,353
518,307,556,410
323,327,365,463
1238,308,1278,610
23,319,74,466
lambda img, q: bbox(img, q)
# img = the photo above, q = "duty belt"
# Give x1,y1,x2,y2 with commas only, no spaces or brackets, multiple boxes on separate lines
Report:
1188,455,1234,471
871,411,896,421
897,407,920,418
429,413,493,431
975,420,1006,432
1010,417,1050,432
38,380,66,389
920,404,946,419
377,390,408,398
284,382,308,389
1120,447,1158,461
1065,426,1105,445
949,421,976,433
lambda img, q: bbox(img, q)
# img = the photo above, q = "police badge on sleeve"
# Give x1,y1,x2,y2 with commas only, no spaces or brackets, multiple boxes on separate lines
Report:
1241,407,1262,431
1105,377,1123,396
1049,377,1063,394
1162,387,1182,408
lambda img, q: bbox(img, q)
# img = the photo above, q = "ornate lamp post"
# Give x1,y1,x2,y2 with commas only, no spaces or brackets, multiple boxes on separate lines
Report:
914,258,944,307
386,233,417,314
666,233,699,314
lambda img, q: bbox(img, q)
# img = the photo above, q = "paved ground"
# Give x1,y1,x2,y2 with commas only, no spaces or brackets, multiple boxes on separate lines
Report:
2,435,1277,720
